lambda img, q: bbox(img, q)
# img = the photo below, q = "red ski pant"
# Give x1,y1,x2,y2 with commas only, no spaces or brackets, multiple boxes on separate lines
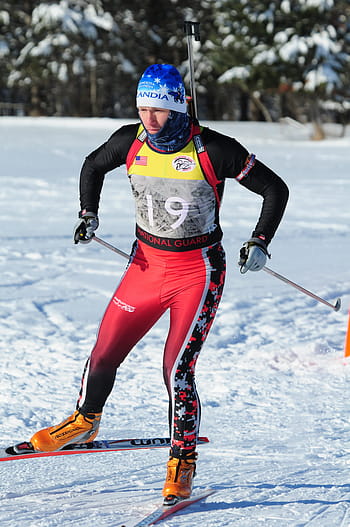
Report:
78,240,226,453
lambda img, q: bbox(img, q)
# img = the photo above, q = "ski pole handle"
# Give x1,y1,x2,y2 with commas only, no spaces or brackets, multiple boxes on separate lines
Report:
184,21,200,121
263,266,341,311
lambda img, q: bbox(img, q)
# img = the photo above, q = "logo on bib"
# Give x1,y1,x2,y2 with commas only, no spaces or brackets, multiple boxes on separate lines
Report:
172,155,196,172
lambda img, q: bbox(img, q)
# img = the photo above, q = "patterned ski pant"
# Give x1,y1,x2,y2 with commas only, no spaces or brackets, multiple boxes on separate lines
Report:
78,240,226,453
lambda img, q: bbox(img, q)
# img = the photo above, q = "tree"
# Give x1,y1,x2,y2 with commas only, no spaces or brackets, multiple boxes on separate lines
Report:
3,0,204,117
0,2,34,114
2,0,349,125
109,0,204,116
273,0,349,138
7,1,125,115
206,0,350,132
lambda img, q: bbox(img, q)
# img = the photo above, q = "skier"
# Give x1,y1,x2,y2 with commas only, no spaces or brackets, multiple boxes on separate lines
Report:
29,64,289,503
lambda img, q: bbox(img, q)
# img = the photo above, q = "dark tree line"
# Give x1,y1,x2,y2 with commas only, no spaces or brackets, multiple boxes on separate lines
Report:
1,1,349,135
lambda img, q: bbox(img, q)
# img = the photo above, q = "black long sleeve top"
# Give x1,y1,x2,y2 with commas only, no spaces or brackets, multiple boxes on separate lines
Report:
79,123,289,246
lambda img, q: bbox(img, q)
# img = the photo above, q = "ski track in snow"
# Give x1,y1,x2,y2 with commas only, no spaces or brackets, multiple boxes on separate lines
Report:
1,117,350,526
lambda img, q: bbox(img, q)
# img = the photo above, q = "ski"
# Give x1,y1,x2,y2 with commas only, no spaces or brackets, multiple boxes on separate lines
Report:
0,436,209,462
122,488,216,526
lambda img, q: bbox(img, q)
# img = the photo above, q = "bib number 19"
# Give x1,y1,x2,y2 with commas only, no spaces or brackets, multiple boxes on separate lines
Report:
146,194,189,230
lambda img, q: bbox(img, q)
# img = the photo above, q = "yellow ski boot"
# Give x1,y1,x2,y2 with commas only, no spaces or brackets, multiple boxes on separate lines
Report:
162,452,197,505
30,410,101,452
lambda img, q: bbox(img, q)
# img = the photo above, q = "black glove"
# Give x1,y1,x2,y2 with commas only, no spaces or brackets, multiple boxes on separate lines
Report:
238,236,270,273
73,211,99,244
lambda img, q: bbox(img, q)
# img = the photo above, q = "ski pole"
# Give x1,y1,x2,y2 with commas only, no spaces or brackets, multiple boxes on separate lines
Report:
91,237,341,312
92,235,129,260
263,266,341,312
184,20,200,121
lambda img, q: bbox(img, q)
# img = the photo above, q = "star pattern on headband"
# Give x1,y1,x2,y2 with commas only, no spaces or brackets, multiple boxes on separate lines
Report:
159,83,168,96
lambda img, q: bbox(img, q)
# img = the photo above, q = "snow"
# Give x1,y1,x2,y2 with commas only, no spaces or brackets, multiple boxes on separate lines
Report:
252,48,277,66
218,67,250,83
276,27,343,91
31,2,114,41
1,116,350,526
304,64,340,92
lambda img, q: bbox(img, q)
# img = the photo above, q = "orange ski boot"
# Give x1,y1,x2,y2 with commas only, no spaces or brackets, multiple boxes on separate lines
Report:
30,410,102,452
162,452,197,505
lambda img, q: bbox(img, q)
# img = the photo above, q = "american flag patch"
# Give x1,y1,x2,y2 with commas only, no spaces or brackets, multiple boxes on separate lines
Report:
135,155,148,166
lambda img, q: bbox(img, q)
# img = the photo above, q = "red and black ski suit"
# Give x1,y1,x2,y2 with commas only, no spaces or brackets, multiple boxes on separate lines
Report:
77,122,288,456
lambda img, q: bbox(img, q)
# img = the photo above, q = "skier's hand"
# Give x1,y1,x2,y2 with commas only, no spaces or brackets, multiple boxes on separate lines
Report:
73,211,99,244
239,236,270,273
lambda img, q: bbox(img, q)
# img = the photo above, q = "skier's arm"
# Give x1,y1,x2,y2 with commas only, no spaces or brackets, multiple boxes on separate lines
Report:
202,128,289,245
237,160,289,273
239,160,289,246
79,124,139,214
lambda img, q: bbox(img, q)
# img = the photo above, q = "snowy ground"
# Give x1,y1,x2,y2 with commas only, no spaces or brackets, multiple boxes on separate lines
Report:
1,116,350,526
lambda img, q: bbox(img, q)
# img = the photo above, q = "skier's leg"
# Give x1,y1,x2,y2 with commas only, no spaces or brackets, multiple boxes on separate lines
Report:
78,283,164,413
162,244,226,498
31,242,166,451
78,243,167,413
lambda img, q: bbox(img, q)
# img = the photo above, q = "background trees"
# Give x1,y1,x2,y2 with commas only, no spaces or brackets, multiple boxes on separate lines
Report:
1,0,349,132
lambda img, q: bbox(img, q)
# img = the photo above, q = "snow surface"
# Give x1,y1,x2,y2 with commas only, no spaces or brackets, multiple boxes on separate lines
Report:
1,117,350,526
